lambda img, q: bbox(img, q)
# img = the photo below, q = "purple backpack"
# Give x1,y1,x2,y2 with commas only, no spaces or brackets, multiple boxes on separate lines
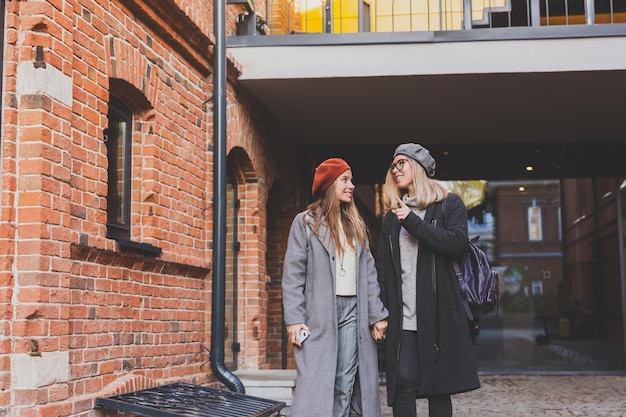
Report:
442,200,500,339
452,236,500,322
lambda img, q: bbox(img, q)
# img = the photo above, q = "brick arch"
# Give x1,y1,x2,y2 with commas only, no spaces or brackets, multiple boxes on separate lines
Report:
227,146,256,184
105,36,159,108
98,374,159,397
109,78,153,112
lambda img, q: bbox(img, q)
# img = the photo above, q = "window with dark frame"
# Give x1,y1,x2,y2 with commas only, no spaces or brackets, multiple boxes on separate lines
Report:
104,96,132,241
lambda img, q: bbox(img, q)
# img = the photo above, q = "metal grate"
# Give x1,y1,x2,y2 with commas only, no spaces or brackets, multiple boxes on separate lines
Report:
96,382,286,417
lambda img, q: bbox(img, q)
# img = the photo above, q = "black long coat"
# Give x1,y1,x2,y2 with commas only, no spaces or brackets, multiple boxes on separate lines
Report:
377,193,480,405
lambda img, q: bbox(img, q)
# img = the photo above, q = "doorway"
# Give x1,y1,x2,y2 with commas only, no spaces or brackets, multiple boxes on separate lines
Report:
468,177,625,372
225,167,240,368
303,142,626,373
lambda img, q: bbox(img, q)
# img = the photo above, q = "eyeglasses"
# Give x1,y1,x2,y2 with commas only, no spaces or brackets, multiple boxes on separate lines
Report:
389,158,408,172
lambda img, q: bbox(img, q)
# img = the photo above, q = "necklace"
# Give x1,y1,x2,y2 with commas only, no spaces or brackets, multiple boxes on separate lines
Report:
339,253,346,276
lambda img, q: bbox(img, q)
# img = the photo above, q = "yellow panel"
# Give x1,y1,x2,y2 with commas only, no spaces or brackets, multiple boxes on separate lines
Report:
296,0,513,33
332,0,359,33
298,0,325,33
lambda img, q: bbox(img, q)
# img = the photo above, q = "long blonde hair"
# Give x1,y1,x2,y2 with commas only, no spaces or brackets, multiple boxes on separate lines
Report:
306,180,368,255
384,157,449,210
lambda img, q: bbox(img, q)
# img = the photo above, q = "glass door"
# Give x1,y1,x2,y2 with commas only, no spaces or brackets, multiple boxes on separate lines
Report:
470,178,624,372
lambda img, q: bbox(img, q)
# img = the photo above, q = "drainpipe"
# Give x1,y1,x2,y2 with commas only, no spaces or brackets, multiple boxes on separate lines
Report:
210,0,245,394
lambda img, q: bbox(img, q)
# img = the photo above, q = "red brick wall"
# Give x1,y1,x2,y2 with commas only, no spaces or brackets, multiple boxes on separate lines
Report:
266,181,304,369
1,1,294,416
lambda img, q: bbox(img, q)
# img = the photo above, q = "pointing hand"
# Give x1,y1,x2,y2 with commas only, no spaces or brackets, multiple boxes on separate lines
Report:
391,196,410,221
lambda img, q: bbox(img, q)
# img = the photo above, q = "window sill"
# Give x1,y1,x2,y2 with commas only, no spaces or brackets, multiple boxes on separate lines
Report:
117,238,163,257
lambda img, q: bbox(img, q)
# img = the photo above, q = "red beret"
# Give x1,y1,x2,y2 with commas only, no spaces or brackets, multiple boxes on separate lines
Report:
311,158,351,198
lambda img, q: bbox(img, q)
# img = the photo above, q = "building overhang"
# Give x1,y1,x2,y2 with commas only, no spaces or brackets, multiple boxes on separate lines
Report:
227,25,626,180
227,25,626,145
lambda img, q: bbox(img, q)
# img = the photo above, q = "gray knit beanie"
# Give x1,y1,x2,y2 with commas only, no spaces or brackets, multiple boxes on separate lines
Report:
393,143,436,177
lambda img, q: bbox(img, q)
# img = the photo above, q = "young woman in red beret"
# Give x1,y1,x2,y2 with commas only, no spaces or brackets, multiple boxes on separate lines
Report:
282,158,389,417
377,144,480,417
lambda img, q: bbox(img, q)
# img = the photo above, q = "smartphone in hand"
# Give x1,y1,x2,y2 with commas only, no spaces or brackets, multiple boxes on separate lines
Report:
299,328,309,343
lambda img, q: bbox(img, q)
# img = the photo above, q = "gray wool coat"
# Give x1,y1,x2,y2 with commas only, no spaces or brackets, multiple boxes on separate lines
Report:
282,211,389,417
377,193,480,405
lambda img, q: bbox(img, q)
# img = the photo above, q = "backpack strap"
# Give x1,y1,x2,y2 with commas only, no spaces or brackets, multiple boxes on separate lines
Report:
441,198,475,322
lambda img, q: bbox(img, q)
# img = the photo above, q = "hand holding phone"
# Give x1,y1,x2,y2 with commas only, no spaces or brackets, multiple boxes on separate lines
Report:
299,328,309,343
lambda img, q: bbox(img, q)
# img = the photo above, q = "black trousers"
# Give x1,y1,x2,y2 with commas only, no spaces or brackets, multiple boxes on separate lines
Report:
393,330,452,417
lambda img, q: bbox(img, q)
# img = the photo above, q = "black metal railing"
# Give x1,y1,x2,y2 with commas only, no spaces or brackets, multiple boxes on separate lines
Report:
254,0,625,35
96,382,286,417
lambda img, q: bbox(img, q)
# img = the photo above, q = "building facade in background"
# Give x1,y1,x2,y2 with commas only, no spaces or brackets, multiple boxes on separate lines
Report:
1,0,299,415
2,0,626,416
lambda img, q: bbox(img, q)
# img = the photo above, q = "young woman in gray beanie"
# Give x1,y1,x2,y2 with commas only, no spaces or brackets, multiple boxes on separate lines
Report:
282,158,389,417
377,144,480,417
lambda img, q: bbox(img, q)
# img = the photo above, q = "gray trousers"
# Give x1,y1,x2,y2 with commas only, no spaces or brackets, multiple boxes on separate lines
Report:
334,295,359,417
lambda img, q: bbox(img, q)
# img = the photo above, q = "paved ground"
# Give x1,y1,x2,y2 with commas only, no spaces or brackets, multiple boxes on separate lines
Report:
379,374,626,417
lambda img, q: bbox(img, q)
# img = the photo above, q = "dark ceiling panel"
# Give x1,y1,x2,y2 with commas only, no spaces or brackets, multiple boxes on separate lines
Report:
303,142,626,183
239,70,626,147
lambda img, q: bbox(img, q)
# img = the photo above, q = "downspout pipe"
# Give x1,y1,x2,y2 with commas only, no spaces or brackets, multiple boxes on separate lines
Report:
210,0,245,394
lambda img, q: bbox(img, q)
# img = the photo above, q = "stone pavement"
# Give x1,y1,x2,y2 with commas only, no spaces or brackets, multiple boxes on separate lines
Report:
379,374,626,417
